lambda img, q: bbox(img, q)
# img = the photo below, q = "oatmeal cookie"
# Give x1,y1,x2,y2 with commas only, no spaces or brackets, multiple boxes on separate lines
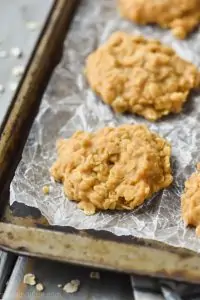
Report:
50,124,173,215
181,164,200,236
85,32,200,121
119,0,200,39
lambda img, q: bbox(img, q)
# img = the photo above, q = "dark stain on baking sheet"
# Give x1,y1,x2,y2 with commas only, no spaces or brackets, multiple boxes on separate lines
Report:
1,201,200,284
6,201,199,260
0,188,199,285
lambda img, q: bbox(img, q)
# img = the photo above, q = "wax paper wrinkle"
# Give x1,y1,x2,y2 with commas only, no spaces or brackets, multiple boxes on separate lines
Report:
10,0,200,252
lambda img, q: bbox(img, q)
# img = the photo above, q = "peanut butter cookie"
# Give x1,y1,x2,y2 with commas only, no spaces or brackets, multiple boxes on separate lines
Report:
51,125,173,215
119,0,200,39
85,32,200,121
181,164,200,236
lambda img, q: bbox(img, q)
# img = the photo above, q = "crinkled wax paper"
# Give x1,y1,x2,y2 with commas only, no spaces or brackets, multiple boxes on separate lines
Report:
10,0,200,252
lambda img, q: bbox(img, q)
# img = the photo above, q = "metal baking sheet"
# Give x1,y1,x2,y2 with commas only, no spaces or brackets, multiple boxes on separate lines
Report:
2,257,133,300
1,0,200,285
0,0,54,131
10,0,200,254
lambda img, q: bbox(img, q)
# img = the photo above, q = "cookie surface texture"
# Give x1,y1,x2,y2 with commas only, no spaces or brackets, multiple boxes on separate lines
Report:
51,124,173,215
85,32,200,121
181,164,200,236
119,0,200,39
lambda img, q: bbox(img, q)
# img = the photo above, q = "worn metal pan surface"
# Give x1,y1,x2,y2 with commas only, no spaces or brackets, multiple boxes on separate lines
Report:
1,0,200,285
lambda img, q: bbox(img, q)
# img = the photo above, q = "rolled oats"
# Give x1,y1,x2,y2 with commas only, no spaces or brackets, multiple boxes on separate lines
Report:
85,32,200,121
42,185,50,195
181,164,200,237
90,271,100,279
63,279,80,293
51,124,173,214
36,283,44,292
23,273,36,286
119,0,200,39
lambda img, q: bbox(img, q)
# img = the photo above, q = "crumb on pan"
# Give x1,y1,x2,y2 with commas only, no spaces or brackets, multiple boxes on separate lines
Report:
23,273,36,286
42,185,50,195
36,283,44,292
90,271,100,279
63,279,80,293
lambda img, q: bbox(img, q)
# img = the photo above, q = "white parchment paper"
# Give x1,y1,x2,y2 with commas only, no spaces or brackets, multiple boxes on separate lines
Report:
10,0,200,252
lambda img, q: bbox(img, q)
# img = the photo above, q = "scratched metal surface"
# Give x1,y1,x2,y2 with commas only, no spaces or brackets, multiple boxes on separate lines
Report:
0,0,54,130
131,275,200,300
0,0,54,298
4,257,200,300
0,1,199,299
0,252,16,297
0,1,134,299
2,257,133,300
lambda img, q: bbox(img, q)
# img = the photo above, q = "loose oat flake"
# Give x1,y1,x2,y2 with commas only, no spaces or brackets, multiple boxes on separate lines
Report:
42,185,50,195
36,283,44,292
90,272,100,279
23,273,36,286
63,280,80,293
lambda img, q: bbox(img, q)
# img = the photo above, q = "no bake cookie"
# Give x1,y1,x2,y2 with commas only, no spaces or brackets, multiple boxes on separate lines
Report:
51,124,173,215
85,32,200,121
181,164,200,236
119,0,200,39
